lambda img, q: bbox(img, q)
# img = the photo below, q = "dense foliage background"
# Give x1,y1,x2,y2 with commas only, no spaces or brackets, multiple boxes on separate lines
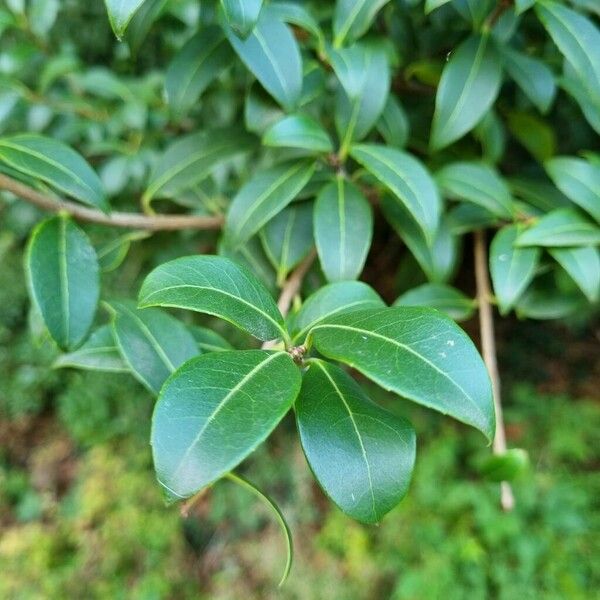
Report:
0,0,599,596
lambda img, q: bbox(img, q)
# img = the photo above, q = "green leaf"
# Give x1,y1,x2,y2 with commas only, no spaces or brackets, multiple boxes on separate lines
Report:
290,281,385,343
0,134,108,212
333,43,391,151
448,203,499,235
296,359,415,524
125,0,168,51
314,178,373,283
225,160,315,248
435,161,513,219
515,0,535,14
394,283,476,321
452,0,495,28
516,208,600,247
165,26,235,116
350,144,441,243
139,255,287,342
104,0,147,38
549,246,600,303
501,47,556,113
97,231,150,273
262,114,333,153
506,111,556,162
560,71,600,135
110,301,197,394
54,325,128,373
545,157,600,223
425,0,452,14
535,1,600,101
516,285,585,320
219,236,277,293
189,326,235,353
478,449,529,482
225,6,302,110
382,195,458,283
376,96,410,149
430,34,503,151
221,0,262,38
509,176,571,212
268,2,324,47
307,308,494,440
333,0,390,47
490,225,541,315
474,110,506,164
26,216,99,351
260,202,314,283
151,350,301,500
224,472,293,587
143,128,254,203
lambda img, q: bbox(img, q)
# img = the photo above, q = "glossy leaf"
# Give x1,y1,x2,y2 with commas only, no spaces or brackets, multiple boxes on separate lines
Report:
430,34,503,151
0,134,108,212
501,47,556,113
394,283,476,321
516,208,600,247
536,1,600,100
296,360,415,524
97,231,150,273
332,0,390,47
435,162,513,219
111,301,197,394
509,176,571,212
291,281,386,343
262,114,333,153
152,350,301,500
139,255,287,342
165,26,235,115
449,203,499,235
307,307,495,440
221,0,262,38
189,326,234,353
549,247,600,303
314,178,373,282
54,325,128,373
351,144,441,243
26,216,99,350
225,7,302,110
104,0,147,38
225,160,315,247
144,128,254,202
269,2,323,46
260,202,314,283
545,157,600,223
490,225,541,314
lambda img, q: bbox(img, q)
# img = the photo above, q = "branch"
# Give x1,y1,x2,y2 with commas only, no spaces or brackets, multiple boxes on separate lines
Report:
0,173,224,231
474,230,515,512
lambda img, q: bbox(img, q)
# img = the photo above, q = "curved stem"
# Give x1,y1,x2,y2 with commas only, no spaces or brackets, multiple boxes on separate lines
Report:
474,229,515,511
0,173,224,231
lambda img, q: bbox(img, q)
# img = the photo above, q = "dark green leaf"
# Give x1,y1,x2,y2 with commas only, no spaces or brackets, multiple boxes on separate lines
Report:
262,114,333,153
314,178,373,282
376,96,410,149
509,176,571,212
54,325,128,373
490,225,541,314
104,0,147,38
165,26,235,116
290,281,385,343
152,350,301,500
189,325,234,353
448,203,499,235
225,160,315,247
26,216,99,350
296,360,415,524
473,110,506,163
506,111,556,162
545,157,600,223
139,255,287,342
452,0,494,28
97,231,150,272
260,202,314,283
333,0,390,47
225,6,303,110
435,161,513,219
516,208,600,247
0,134,108,212
516,285,585,320
430,34,503,151
144,128,254,203
351,144,441,243
269,2,323,46
425,0,452,14
221,0,262,38
549,246,600,303
307,307,494,440
394,283,476,321
110,301,197,394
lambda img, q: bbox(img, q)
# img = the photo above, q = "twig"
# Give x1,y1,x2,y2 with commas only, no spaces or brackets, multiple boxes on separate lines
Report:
262,249,317,350
0,173,224,231
474,230,515,512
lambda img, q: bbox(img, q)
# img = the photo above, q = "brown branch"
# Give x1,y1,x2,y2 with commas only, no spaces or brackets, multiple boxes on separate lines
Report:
0,173,224,231
474,230,515,512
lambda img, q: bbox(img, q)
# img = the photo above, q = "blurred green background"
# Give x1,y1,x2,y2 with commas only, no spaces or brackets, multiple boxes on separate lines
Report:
1,211,598,600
